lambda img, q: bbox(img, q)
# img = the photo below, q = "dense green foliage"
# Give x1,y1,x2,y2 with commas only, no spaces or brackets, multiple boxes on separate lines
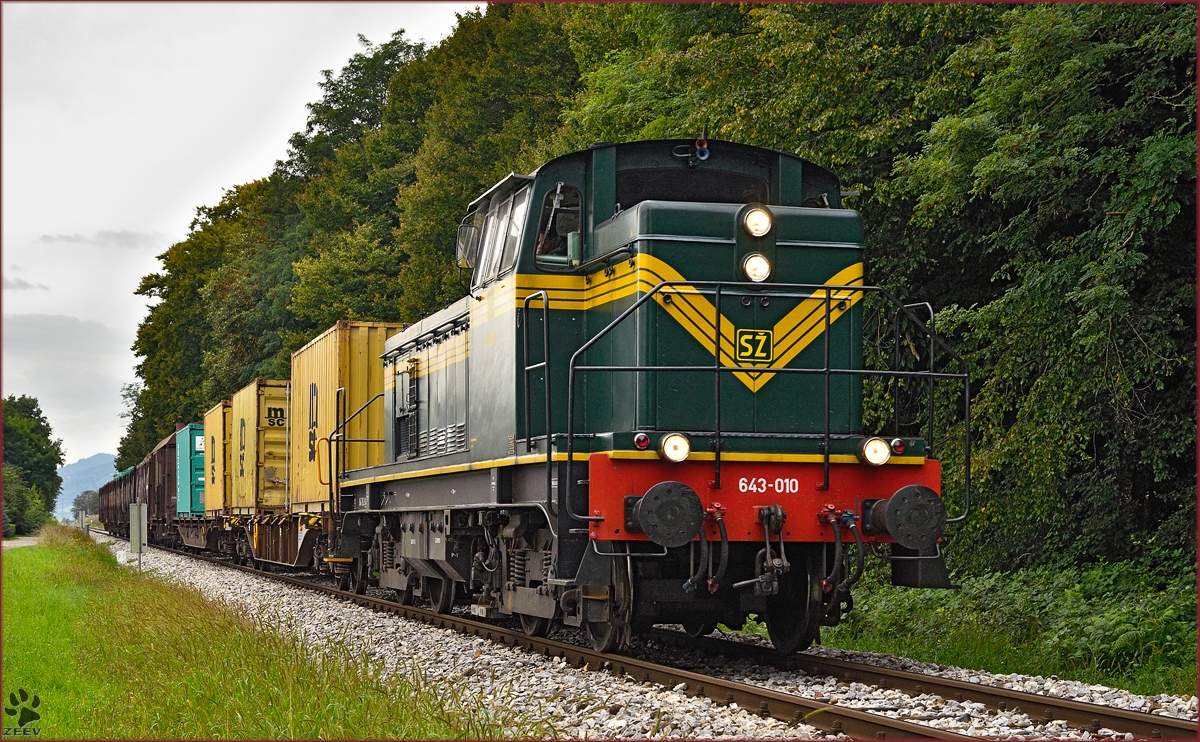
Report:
2,467,52,536
3,394,64,527
2,526,549,738
119,4,1194,571
817,553,1197,697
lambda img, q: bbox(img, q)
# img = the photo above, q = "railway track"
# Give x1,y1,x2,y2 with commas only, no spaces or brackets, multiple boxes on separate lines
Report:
645,629,1195,740
90,530,1196,740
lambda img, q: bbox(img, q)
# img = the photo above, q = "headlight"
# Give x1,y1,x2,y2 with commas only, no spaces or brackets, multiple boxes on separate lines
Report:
857,437,891,466
742,253,771,282
659,433,691,463
743,208,772,237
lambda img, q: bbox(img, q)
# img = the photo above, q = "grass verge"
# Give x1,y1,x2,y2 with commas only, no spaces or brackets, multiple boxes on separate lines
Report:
2,525,552,739
728,556,1196,698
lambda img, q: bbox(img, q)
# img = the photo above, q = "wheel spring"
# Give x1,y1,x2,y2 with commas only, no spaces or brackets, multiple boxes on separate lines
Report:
511,552,526,584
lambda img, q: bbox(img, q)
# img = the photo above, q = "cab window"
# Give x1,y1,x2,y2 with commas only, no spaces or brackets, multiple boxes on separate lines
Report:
534,183,582,269
498,186,530,276
473,193,512,288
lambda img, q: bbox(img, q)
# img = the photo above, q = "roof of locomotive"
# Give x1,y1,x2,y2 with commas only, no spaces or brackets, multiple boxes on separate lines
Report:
467,139,842,214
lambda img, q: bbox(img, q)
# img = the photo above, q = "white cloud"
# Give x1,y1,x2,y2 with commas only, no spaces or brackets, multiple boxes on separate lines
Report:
2,314,134,460
2,275,49,291
37,229,164,249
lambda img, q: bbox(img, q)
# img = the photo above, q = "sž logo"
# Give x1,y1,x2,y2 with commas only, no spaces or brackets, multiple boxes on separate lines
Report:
4,688,41,736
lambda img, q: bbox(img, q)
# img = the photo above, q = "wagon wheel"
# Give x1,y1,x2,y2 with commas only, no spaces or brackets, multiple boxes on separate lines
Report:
348,558,368,595
519,613,551,637
586,557,632,653
425,576,455,614
765,544,824,654
335,568,351,592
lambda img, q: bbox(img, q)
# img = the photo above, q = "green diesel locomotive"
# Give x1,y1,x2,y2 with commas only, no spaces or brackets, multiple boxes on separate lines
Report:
331,138,970,653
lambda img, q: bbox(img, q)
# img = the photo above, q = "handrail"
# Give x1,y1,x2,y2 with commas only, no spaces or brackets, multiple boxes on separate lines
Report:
522,290,554,508
565,279,972,526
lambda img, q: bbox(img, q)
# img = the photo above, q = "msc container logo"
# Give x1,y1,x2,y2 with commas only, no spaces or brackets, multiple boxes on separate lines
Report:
307,383,319,462
266,406,286,427
736,329,773,363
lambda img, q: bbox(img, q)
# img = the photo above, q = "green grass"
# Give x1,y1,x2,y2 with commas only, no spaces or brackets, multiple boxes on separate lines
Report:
727,556,1197,698
2,526,553,739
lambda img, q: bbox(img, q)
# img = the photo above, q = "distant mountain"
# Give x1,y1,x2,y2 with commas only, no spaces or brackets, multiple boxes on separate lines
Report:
56,453,116,520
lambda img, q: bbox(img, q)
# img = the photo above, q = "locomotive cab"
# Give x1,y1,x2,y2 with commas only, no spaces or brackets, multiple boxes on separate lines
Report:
336,139,969,653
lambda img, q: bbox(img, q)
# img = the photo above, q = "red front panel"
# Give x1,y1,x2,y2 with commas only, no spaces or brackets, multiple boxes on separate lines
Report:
588,454,941,543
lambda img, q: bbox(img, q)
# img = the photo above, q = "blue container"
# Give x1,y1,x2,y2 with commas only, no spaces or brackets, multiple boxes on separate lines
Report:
175,423,206,516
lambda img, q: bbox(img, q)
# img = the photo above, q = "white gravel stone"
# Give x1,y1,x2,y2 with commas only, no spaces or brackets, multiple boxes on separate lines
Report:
629,628,1196,739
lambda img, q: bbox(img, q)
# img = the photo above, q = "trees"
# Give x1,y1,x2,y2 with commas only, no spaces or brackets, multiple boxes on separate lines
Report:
3,395,64,514
2,466,52,536
894,4,1196,569
72,490,100,519
116,5,1194,570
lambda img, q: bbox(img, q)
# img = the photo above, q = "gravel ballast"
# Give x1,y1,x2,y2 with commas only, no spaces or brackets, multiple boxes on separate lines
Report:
96,535,1195,739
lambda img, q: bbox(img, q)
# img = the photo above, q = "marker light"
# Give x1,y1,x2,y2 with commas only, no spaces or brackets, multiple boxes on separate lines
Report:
890,438,907,455
742,253,772,283
659,433,691,463
633,433,651,450
743,208,773,237
857,437,892,466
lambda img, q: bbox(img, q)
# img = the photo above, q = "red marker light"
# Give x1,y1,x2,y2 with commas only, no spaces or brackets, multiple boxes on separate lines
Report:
890,438,906,454
634,433,650,450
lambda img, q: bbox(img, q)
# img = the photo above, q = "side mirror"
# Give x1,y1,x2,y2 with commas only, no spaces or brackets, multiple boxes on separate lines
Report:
456,224,480,269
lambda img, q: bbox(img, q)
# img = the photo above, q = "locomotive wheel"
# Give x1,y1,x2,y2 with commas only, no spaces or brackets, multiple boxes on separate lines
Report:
425,577,455,614
519,613,551,637
586,558,632,653
682,619,717,638
336,569,351,592
765,545,824,654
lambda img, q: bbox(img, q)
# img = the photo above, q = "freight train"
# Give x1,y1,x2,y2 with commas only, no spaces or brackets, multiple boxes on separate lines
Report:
101,138,970,654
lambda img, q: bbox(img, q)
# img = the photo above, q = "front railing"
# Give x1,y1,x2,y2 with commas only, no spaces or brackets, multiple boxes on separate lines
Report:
549,280,971,526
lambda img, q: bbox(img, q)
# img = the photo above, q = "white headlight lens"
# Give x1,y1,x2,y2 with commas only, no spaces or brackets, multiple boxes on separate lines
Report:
659,433,691,463
742,253,771,282
743,208,772,237
858,437,891,466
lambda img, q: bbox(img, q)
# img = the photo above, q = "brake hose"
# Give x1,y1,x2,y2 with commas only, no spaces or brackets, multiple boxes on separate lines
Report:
839,521,865,594
708,516,728,593
683,527,710,593
822,521,844,620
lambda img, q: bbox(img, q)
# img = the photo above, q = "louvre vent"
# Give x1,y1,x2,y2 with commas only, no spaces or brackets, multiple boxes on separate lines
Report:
417,422,467,458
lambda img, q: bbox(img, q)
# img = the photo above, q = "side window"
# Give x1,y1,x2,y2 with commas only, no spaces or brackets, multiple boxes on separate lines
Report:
498,186,530,276
534,184,582,268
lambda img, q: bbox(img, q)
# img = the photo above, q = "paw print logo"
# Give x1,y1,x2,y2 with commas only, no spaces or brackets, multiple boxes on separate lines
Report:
4,688,40,728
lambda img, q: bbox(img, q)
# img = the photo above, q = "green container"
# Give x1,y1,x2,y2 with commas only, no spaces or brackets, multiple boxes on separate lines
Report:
175,423,206,516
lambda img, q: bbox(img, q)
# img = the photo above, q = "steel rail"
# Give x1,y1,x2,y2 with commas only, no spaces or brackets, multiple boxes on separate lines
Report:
132,540,968,740
648,628,1196,740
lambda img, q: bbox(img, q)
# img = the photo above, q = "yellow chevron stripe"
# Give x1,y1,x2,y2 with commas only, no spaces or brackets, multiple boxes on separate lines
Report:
515,256,862,393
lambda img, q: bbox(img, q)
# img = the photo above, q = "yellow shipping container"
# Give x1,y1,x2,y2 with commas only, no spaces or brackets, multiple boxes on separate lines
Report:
203,400,232,515
230,378,289,514
289,320,405,511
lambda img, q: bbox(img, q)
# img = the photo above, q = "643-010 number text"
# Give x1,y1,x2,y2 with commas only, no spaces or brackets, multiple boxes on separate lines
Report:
738,477,800,494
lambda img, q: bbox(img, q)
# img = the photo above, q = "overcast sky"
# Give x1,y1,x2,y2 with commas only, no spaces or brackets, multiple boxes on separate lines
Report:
2,3,475,466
